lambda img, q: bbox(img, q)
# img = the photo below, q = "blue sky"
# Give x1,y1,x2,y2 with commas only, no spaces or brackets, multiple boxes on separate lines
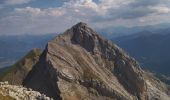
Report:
0,0,170,35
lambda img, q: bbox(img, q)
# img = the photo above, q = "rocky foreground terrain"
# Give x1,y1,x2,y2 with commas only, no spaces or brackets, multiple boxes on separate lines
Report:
0,81,52,100
1,22,170,100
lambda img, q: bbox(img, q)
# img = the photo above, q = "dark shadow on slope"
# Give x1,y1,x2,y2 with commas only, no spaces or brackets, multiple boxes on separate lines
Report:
23,50,62,100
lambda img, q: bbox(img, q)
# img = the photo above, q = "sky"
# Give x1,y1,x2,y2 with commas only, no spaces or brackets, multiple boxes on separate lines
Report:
0,0,170,35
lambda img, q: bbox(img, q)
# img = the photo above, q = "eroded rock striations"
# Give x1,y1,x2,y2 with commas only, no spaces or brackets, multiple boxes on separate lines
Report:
2,22,169,100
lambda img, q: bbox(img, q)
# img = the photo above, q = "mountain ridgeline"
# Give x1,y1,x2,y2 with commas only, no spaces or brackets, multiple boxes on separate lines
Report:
0,34,55,68
1,22,170,100
112,31,170,76
0,48,42,85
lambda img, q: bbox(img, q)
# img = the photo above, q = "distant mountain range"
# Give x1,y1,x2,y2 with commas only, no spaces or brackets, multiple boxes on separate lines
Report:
99,23,170,39
0,22,169,100
0,26,170,77
0,34,55,68
112,29,170,76
0,27,170,77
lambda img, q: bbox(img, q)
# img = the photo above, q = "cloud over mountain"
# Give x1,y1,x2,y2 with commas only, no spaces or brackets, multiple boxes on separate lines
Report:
0,0,170,35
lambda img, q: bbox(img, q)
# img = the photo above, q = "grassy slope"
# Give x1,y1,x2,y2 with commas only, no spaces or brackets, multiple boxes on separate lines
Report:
0,48,42,85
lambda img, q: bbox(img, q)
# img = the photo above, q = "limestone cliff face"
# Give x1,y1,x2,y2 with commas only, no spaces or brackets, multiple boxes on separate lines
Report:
23,22,169,100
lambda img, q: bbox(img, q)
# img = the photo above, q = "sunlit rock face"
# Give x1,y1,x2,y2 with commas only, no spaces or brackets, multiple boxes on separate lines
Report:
19,22,170,100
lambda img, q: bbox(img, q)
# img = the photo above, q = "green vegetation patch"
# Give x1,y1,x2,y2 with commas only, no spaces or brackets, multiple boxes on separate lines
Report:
0,49,41,81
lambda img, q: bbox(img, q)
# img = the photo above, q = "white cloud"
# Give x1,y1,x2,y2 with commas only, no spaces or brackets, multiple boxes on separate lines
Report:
0,0,170,35
15,7,65,17
99,0,134,8
150,6,170,14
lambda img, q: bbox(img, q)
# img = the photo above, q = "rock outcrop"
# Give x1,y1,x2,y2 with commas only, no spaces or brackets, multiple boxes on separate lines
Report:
0,22,169,100
0,81,53,100
22,22,170,100
0,48,42,85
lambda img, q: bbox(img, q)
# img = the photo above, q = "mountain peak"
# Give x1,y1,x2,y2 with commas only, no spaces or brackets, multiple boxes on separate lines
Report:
74,22,88,27
21,23,170,100
71,22,97,36
70,22,99,52
54,22,100,53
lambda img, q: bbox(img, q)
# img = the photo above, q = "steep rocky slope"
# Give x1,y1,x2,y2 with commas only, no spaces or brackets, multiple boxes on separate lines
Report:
22,22,170,100
0,48,42,85
112,32,170,76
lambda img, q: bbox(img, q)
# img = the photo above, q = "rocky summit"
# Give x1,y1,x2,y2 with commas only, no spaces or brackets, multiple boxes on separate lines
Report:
2,22,170,100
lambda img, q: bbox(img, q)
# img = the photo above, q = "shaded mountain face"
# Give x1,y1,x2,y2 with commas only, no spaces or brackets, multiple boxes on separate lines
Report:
0,48,42,85
112,32,170,76
21,22,169,100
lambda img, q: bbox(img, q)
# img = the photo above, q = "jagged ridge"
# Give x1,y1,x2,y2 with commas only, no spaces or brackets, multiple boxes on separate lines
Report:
23,22,169,100
1,22,169,100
